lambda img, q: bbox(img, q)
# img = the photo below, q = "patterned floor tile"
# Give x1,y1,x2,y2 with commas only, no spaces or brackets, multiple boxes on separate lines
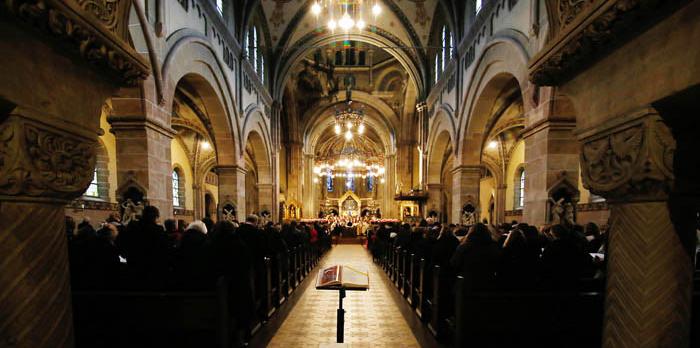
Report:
267,245,420,347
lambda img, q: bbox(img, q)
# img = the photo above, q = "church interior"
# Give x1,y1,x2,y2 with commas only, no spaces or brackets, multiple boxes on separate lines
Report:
1,0,699,347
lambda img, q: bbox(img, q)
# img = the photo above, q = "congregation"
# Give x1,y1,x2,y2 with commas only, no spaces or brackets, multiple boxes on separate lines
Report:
65,210,331,347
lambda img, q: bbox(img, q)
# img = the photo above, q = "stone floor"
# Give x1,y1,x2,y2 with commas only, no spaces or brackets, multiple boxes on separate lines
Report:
266,245,421,348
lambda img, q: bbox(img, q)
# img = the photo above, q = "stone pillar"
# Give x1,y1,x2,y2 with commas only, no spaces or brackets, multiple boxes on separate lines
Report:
426,183,443,216
108,118,175,218
451,165,482,224
217,165,246,221
0,112,101,348
522,119,578,226
0,2,146,347
270,102,281,222
192,184,203,219
384,154,397,218
286,141,303,205
270,151,280,222
579,109,692,347
395,141,414,192
303,153,315,218
258,183,274,213
495,184,507,224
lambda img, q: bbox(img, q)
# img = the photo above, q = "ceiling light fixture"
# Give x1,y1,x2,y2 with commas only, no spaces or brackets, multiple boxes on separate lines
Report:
311,0,381,32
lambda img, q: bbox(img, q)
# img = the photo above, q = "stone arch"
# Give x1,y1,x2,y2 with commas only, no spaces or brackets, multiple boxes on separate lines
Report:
243,125,273,214
303,98,398,156
161,34,239,166
272,31,425,100
427,129,454,186
457,38,530,163
242,109,273,184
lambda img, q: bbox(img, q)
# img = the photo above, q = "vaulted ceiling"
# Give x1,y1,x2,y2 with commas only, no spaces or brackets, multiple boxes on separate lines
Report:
259,0,441,49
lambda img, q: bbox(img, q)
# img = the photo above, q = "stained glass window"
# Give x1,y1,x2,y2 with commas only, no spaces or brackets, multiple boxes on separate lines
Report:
172,170,181,207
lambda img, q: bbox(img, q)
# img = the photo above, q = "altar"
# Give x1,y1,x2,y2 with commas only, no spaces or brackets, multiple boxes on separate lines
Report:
338,191,361,218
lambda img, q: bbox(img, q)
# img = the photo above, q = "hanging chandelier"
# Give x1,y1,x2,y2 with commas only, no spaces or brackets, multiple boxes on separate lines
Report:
313,133,385,183
310,0,382,32
334,100,365,141
314,158,385,179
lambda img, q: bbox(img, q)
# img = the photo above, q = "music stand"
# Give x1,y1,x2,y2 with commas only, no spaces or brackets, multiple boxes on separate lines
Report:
318,286,368,343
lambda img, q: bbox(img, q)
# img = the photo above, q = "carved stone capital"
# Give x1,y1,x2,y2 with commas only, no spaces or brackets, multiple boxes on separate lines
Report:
578,108,675,202
1,0,149,85
0,113,96,202
529,0,688,85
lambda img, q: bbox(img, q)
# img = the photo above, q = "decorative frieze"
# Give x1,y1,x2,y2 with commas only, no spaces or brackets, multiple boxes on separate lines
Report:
0,115,96,201
1,0,149,85
529,0,689,85
578,108,675,202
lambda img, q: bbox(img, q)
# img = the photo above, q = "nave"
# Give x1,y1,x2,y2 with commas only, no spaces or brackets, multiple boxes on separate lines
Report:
1,0,700,347
265,245,422,347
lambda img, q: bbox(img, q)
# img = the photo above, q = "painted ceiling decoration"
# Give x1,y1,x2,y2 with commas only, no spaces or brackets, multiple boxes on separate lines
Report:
261,0,439,49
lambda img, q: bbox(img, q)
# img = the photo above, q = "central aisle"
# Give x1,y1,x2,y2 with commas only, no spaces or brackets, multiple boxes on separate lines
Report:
267,245,420,347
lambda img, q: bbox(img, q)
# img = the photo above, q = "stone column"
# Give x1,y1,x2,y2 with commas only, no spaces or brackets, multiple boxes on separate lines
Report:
303,153,315,218
579,109,692,347
217,165,247,221
0,2,146,347
0,111,101,348
522,119,578,225
451,165,482,224
192,184,203,219
384,154,397,218
395,141,415,192
286,141,304,205
270,102,281,222
108,117,175,218
495,184,507,224
270,151,280,222
258,183,274,213
426,183,443,216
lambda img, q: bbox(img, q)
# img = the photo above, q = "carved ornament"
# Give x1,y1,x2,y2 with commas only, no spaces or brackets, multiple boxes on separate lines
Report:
528,0,684,85
1,0,149,85
0,115,96,200
579,108,675,202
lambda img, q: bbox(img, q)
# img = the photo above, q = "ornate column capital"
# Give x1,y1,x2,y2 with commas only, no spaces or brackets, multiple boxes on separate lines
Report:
451,164,483,177
578,107,675,202
0,112,96,202
216,165,247,176
1,0,149,85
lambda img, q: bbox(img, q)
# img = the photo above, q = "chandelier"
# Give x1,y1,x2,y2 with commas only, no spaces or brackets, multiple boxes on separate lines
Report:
334,100,365,141
311,0,382,32
313,137,385,184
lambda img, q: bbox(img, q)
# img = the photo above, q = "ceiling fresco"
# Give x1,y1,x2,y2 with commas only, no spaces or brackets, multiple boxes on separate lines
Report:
260,0,439,48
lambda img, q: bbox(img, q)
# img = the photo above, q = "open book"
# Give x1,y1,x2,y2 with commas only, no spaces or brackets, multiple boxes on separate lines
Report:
315,265,370,290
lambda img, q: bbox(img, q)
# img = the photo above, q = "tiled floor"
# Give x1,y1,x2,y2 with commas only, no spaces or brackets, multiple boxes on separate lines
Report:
266,245,421,348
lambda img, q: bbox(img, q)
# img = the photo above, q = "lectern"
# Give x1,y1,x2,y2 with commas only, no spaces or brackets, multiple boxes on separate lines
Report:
315,265,370,343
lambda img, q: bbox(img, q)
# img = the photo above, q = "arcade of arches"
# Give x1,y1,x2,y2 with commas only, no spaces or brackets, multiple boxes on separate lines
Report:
1,0,699,347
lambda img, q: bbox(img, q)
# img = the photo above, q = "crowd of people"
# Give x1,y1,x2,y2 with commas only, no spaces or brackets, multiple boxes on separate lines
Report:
65,207,332,337
368,218,607,292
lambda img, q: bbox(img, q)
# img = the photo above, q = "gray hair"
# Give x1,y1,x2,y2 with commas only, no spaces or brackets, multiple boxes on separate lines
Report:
186,220,208,234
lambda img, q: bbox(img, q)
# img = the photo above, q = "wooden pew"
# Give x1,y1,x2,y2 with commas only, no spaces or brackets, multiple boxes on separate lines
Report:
73,277,234,348
413,258,426,318
276,252,288,306
406,253,416,305
453,276,604,348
